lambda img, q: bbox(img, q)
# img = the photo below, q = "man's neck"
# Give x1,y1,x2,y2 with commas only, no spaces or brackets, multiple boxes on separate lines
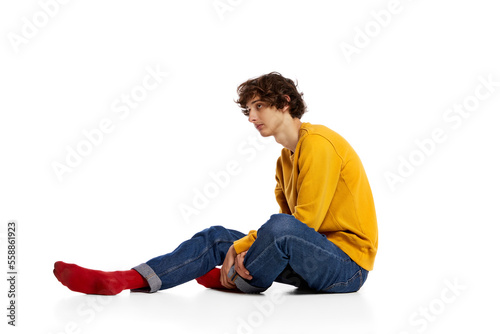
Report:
274,118,303,152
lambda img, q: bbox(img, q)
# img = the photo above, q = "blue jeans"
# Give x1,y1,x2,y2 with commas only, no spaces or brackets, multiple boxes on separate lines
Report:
132,214,368,293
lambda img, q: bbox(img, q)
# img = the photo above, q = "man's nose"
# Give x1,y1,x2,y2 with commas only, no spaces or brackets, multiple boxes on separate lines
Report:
248,109,257,123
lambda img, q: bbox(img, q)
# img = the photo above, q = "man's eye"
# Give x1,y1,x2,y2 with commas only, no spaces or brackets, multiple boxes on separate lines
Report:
257,104,262,108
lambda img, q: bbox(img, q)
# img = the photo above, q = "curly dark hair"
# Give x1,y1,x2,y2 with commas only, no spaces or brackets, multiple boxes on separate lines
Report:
235,72,307,119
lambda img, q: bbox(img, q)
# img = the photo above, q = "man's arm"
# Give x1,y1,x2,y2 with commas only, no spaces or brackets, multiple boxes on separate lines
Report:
232,230,257,254
293,135,342,230
275,157,292,214
275,182,291,214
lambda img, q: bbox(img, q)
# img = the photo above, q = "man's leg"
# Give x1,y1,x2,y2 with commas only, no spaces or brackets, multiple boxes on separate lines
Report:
133,226,245,292
54,226,246,295
233,214,369,293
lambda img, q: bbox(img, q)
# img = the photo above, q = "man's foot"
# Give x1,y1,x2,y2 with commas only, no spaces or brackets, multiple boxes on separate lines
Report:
196,268,228,290
53,261,147,295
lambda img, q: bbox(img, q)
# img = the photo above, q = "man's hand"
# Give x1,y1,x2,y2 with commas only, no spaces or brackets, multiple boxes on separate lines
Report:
235,251,253,280
220,245,237,289
220,246,254,288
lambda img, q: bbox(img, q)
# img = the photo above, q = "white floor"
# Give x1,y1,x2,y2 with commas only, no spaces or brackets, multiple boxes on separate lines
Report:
46,281,376,334
4,261,495,334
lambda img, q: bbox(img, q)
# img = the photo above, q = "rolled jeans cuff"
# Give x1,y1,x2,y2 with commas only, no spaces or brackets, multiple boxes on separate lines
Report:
131,263,162,293
228,266,267,294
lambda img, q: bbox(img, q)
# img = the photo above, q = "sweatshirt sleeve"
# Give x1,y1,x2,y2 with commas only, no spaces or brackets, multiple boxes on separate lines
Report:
233,230,257,254
275,182,291,214
274,156,291,214
293,134,342,230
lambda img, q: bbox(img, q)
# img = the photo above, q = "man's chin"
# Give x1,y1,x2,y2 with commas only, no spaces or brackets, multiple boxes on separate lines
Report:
258,131,272,138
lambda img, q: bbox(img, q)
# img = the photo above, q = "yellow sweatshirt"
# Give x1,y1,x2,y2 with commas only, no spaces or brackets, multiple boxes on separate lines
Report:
233,122,378,271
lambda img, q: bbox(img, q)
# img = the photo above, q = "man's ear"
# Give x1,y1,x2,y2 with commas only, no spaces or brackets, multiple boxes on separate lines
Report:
282,95,291,112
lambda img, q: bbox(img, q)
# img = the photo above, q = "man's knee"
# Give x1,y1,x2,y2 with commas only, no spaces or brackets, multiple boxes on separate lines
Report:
196,225,232,242
259,214,305,239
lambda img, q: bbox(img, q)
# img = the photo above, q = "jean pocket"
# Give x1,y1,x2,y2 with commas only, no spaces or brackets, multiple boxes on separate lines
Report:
322,269,368,293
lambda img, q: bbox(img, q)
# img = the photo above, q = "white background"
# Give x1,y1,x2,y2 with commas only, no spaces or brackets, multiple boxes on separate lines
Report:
1,0,499,333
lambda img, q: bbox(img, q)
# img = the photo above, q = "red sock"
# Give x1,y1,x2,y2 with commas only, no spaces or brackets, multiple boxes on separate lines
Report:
53,261,148,295
196,268,226,289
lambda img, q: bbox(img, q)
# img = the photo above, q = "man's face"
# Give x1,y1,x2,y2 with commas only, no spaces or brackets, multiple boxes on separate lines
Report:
245,96,287,137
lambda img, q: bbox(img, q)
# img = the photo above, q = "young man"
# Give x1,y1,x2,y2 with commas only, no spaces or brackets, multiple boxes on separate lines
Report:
53,72,378,295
